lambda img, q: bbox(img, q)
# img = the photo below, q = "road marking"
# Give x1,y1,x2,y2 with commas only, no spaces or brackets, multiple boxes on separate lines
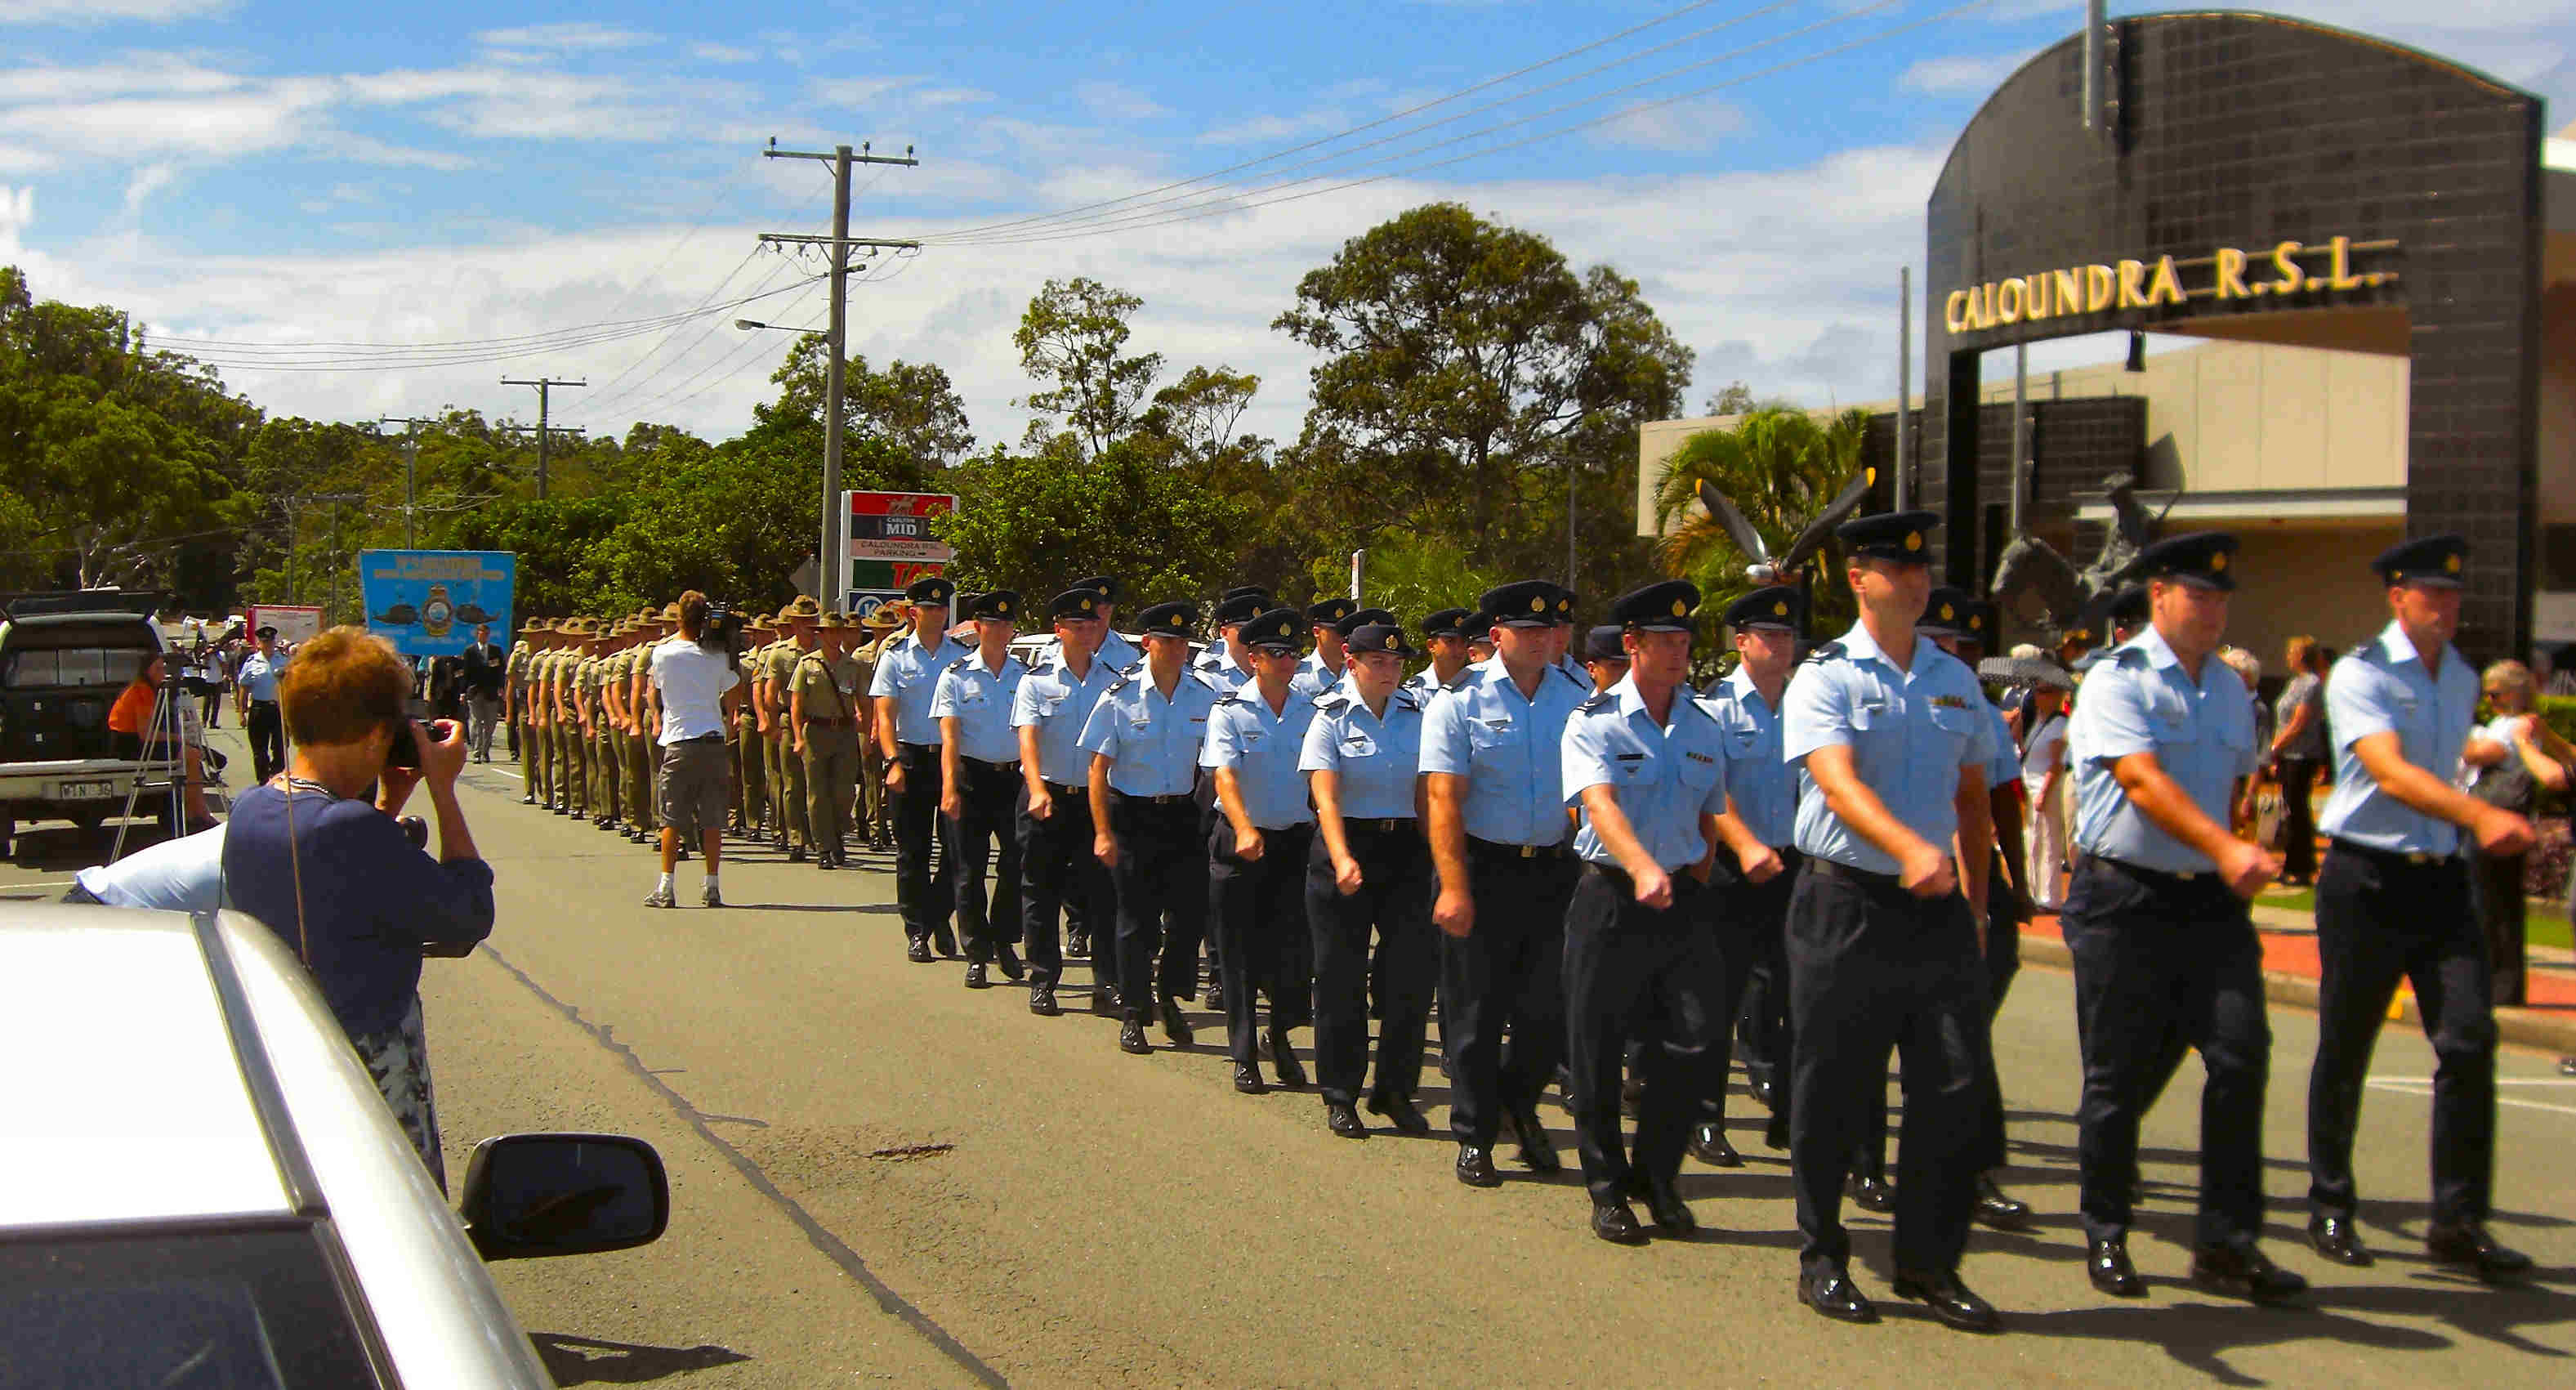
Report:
2369,1077,2576,1086
2368,1079,2576,1116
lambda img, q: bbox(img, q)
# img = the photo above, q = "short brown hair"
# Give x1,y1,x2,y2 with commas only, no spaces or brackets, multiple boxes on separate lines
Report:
678,590,710,640
279,626,412,746
2285,635,2319,674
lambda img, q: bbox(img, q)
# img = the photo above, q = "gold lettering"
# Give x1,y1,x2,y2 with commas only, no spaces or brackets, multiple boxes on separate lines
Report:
1976,283,1996,329
1944,290,1969,334
2326,235,2365,290
2116,259,2147,309
1997,277,2026,324
2025,272,2051,321
2051,268,2081,318
2145,255,2185,307
2270,241,2305,294
2214,246,2250,300
2086,264,2117,313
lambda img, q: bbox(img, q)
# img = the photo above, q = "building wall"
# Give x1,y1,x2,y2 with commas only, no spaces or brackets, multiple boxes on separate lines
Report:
2228,524,2409,673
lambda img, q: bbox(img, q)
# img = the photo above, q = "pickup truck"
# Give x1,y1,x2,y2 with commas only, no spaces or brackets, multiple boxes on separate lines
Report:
0,590,175,856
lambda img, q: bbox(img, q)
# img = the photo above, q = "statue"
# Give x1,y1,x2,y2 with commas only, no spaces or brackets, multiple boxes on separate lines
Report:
1694,467,1876,588
1989,471,2175,646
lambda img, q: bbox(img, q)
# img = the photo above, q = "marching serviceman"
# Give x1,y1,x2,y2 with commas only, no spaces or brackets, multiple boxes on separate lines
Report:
1779,511,2001,1332
1698,586,1805,1164
1047,579,1136,954
506,621,538,798
1404,607,1477,704
1081,601,1221,1056
1202,606,1320,1093
1465,613,1497,668
1074,576,1141,674
627,613,666,847
1550,588,1590,688
2305,534,2534,1280
734,614,773,838
1423,582,1584,1184
551,619,589,818
2060,532,2309,1303
935,590,1030,990
853,606,901,847
511,620,548,804
1301,620,1436,1140
792,613,866,869
876,579,973,956
1579,625,1627,694
1291,597,1359,702
1014,588,1123,1010
1559,581,1730,1244
765,598,822,862
1195,588,1271,695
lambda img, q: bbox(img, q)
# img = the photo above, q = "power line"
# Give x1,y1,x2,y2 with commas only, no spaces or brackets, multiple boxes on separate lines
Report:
574,254,808,421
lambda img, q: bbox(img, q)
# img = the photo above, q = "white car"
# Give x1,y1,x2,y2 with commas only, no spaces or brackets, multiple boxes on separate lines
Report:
0,904,670,1387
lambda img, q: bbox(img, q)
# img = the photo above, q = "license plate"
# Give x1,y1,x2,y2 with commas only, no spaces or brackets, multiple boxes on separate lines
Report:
56,780,115,799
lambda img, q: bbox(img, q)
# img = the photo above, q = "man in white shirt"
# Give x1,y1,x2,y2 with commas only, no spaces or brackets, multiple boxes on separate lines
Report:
643,592,744,908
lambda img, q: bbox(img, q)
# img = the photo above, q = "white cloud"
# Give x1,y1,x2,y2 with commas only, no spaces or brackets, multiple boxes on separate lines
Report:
1592,96,1748,154
1197,108,1351,145
1898,51,2034,96
1075,81,1171,121
119,163,177,221
0,0,226,23
0,56,243,101
692,42,761,64
808,75,921,108
473,23,657,52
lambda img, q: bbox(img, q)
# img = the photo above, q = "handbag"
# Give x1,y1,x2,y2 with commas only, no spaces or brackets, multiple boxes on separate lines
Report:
2253,784,2287,851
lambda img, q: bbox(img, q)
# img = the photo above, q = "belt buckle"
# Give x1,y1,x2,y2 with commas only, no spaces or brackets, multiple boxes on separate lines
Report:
2408,851,2431,865
2175,870,2199,881
1519,843,1538,859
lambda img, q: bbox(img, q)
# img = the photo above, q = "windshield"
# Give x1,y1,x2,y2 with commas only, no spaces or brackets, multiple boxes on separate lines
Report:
0,1220,381,1388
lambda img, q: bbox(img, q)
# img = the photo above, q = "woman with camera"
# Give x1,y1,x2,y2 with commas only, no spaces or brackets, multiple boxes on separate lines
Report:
221,626,494,1190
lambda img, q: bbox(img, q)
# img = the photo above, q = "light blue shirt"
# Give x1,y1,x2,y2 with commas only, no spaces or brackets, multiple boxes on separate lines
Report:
1980,700,2022,791
73,821,225,911
868,630,971,745
238,650,286,703
1402,664,1472,706
1078,667,1221,797
1194,646,1252,695
1561,673,1729,870
1419,662,1583,847
1699,667,1795,849
1289,650,1352,704
2319,620,2480,856
2066,625,2259,873
1011,650,1120,784
1042,627,1140,676
929,653,1027,764
1201,685,1319,829
1301,686,1426,820
1782,621,1996,874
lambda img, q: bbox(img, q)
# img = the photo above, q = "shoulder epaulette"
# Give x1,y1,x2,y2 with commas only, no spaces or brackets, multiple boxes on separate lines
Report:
1550,664,1586,688
1394,689,1422,713
1315,694,1350,713
1578,691,1615,713
1800,641,1847,666
1106,671,1138,695
1216,691,1249,708
1185,673,1217,694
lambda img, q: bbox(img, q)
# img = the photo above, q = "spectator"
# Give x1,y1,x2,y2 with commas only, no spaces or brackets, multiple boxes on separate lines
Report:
236,625,290,784
459,622,507,763
221,626,493,1189
107,651,214,830
2269,636,2328,887
2462,659,2572,1007
426,653,466,725
2018,675,2071,912
2217,646,2267,831
643,591,743,908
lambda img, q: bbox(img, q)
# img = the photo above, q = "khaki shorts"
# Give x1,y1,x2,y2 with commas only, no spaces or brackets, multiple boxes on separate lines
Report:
657,737,730,839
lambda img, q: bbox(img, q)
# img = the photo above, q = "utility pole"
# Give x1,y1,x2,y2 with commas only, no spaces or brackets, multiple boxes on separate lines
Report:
760,137,918,610
501,377,585,498
380,417,436,548
287,492,364,618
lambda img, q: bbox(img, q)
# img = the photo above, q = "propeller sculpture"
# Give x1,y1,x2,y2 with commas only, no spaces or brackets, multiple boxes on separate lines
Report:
1989,471,2176,646
1694,466,1877,588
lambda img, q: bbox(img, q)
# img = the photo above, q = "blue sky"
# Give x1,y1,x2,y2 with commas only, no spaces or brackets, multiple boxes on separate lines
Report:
2,2,2569,448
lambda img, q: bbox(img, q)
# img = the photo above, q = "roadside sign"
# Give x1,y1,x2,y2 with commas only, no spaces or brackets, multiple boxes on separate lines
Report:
846,590,904,622
842,492,955,597
357,550,516,656
244,604,324,644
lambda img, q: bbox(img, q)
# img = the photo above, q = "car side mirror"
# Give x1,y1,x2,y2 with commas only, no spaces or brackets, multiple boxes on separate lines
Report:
458,1133,669,1261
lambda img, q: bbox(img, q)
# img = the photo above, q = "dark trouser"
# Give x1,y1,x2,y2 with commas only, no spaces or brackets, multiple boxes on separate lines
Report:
1708,846,1799,1126
1307,819,1435,1108
1441,842,1577,1147
2469,845,2529,1007
1565,864,1725,1206
1788,860,1989,1276
246,701,285,784
1855,860,2021,1178
1109,792,1208,1021
892,743,955,942
2307,842,2497,1227
948,756,1025,963
1019,781,1111,992
1211,818,1315,1065
2277,758,2320,880
2065,856,2270,1248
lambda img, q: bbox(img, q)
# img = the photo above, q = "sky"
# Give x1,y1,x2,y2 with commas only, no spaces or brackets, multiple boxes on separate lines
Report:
2,1,2569,453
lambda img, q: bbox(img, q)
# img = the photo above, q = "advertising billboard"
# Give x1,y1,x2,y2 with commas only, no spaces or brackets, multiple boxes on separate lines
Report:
358,550,516,657
842,491,956,620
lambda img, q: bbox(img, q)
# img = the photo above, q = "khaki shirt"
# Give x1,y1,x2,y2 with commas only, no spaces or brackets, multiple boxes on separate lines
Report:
792,650,863,722
506,641,530,691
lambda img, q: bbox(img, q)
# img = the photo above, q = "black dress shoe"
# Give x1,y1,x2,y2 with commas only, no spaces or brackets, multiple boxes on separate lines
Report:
1590,1201,1649,1245
1506,1107,1561,1174
1365,1093,1431,1136
520,794,537,805
1118,1020,1151,1055
789,845,807,864
1203,978,1225,1013
2426,1222,2535,1280
1619,1074,1645,1119
1629,1175,1696,1236
964,962,989,990
1159,1000,1194,1047
1066,932,1090,959
2192,1242,2309,1303
933,928,959,959
1848,1173,1896,1213
1233,1062,1267,1095
2088,1237,2145,1297
995,942,1025,981
1688,1121,1742,1168
1029,986,1060,1017
1974,1173,2032,1231
1269,1031,1307,1089
2307,1213,2373,1267
815,855,836,871
1766,1109,1791,1151
1750,1073,1777,1109
1798,1267,1877,1323
1891,1268,2002,1333
1091,986,1119,1017
1456,1145,1502,1187
2560,1056,2576,1077
905,936,934,964
1325,1102,1368,1139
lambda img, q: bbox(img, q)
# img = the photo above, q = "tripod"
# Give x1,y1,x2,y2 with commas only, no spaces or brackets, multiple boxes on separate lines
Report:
109,666,196,863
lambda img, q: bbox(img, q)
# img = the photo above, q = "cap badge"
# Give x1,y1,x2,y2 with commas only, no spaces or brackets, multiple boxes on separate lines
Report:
1669,600,1687,617
1078,597,1093,613
1969,615,1983,630
1096,583,1111,596
2445,553,2462,574
1904,532,1922,552
1168,614,1185,628
2211,552,2228,572
1772,601,1788,616
1940,604,1954,620
1529,597,1546,613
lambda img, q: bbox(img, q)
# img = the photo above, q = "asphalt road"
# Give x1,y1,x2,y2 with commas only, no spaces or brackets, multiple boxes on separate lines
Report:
10,730,2575,1388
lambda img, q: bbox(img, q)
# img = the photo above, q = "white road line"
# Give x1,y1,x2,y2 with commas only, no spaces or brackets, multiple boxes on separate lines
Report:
2369,1077,2576,1086
2368,1079,2576,1117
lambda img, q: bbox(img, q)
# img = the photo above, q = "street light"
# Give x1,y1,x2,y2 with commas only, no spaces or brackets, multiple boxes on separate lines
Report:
737,317,832,605
736,320,792,332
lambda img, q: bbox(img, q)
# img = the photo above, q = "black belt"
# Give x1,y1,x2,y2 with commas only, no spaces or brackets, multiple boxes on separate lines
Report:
1115,790,1192,805
1469,835,1569,860
1043,780,1085,798
1344,816,1417,834
2080,851,2217,887
1804,856,1900,888
674,731,724,745
2327,838,2458,870
966,755,1020,772
249,699,278,708
1584,860,1703,892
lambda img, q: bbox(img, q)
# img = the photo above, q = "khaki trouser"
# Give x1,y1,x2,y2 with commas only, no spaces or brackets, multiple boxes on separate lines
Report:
557,722,587,813
775,730,810,848
736,714,766,827
627,729,657,834
803,723,859,853
596,726,620,823
525,713,551,801
858,742,886,837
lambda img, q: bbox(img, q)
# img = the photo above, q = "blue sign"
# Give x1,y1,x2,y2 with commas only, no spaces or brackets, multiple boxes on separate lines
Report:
359,550,516,656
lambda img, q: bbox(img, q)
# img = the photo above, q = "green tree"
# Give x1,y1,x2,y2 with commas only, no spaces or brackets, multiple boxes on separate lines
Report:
1651,404,1871,639
1015,277,1163,459
1703,380,1757,417
935,440,1255,608
757,335,975,481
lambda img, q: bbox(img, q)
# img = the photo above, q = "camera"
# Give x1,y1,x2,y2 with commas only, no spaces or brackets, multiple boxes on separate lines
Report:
701,602,748,663
386,717,423,769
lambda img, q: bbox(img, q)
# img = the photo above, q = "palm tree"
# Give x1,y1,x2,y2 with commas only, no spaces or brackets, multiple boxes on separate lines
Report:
1653,404,1871,639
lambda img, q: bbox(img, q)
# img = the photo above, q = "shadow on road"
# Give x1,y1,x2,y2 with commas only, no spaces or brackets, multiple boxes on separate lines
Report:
529,1332,752,1384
